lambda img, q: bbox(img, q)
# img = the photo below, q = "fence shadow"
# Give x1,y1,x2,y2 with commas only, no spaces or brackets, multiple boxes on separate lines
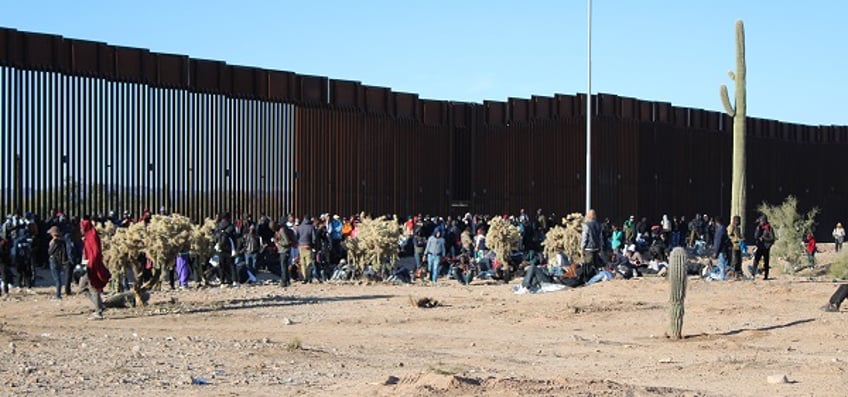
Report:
717,318,816,337
103,293,396,319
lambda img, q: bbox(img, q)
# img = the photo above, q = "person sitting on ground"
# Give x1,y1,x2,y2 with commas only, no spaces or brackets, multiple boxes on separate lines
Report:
649,233,669,262
623,244,644,265
609,251,640,278
453,254,474,285
521,260,552,291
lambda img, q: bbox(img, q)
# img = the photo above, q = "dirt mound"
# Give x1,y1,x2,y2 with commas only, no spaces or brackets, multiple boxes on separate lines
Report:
377,373,703,397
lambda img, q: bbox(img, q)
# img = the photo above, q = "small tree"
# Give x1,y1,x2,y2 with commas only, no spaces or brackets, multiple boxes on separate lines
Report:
757,196,819,274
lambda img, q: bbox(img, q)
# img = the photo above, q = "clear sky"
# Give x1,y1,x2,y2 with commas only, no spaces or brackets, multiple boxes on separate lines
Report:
1,0,844,125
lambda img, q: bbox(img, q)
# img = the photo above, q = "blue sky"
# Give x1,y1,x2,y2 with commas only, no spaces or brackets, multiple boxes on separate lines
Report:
1,0,845,125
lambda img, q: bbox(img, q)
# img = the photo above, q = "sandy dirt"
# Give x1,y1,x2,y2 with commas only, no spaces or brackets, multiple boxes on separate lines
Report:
0,248,846,397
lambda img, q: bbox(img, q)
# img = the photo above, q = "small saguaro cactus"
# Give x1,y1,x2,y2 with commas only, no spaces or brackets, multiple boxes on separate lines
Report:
720,19,747,235
667,247,687,339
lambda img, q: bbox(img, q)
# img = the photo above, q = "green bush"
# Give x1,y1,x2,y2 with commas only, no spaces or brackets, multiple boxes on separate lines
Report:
756,196,818,274
830,252,848,280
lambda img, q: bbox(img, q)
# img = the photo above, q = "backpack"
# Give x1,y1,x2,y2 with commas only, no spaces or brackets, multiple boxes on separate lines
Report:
277,227,296,249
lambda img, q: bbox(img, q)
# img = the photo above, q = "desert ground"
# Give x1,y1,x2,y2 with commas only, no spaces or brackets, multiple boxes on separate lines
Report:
1,247,846,397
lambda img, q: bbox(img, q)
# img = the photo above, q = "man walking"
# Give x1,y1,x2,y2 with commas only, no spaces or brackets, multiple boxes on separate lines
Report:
425,230,446,284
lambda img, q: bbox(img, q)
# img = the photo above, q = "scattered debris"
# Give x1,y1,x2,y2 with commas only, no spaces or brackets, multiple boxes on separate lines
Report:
409,295,440,308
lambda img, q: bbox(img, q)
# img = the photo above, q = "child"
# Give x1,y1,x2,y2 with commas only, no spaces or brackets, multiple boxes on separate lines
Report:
804,232,817,270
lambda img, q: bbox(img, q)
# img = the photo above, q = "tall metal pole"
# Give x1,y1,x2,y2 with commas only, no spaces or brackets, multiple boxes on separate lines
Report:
585,0,592,214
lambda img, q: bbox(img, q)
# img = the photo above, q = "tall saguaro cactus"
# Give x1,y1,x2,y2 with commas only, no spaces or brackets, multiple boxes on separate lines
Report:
720,20,747,234
667,247,687,340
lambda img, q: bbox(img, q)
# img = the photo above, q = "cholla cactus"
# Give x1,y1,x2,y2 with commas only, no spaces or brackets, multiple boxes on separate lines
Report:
103,222,146,277
485,216,521,267
542,225,568,263
563,212,585,264
144,214,194,273
95,222,117,253
343,236,366,275
190,218,217,266
349,216,401,275
99,214,195,304
96,222,122,293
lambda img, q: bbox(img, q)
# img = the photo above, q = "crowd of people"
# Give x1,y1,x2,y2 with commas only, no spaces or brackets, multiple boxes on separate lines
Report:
1,206,846,317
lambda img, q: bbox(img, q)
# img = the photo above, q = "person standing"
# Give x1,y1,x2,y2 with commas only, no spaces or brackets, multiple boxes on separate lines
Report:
425,230,446,284
581,209,604,276
329,214,343,263
47,226,68,299
241,225,261,274
752,215,776,280
710,217,730,280
296,215,316,284
727,215,743,277
80,218,110,319
623,215,635,245
611,225,624,252
275,221,294,287
833,223,845,253
215,213,237,287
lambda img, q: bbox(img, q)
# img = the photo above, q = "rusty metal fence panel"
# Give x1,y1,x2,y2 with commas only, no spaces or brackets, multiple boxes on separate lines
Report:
0,65,295,222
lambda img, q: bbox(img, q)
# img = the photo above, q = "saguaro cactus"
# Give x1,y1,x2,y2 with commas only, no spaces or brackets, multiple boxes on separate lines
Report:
667,247,687,339
720,20,747,234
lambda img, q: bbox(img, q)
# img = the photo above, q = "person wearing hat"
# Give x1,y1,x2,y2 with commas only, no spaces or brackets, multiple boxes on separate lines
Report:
752,215,776,280
47,226,69,299
833,222,845,253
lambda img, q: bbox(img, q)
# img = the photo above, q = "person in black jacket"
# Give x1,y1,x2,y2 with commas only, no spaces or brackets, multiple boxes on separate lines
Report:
215,212,238,287
752,215,776,280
